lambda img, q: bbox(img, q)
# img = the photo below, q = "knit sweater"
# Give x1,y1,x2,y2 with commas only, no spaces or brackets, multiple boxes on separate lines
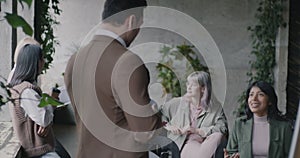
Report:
252,115,269,158
9,81,55,157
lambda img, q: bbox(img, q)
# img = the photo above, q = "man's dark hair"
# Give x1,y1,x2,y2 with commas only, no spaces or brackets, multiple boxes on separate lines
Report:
102,0,147,25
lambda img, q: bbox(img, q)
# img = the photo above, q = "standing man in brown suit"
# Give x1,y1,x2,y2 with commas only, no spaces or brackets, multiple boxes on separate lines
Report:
64,0,162,157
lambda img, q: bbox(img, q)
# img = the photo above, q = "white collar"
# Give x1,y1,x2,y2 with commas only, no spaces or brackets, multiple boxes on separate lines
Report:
96,29,127,47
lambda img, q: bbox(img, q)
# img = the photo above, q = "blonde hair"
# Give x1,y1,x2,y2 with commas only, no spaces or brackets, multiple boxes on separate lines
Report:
186,71,212,109
14,37,40,63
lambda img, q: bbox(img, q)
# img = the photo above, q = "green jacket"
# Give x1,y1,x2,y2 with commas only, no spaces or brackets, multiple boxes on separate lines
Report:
226,116,293,158
161,97,228,150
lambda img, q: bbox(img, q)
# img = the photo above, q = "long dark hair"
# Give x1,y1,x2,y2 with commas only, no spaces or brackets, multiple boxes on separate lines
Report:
244,81,283,121
9,44,43,87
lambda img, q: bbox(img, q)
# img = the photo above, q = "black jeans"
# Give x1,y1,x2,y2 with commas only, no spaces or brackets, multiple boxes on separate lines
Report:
55,139,71,158
152,141,180,158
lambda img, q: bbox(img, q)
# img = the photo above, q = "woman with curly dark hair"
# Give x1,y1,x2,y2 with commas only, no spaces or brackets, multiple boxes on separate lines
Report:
224,81,293,158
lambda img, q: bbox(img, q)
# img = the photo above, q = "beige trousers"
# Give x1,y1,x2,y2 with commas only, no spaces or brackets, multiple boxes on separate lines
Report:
181,132,223,158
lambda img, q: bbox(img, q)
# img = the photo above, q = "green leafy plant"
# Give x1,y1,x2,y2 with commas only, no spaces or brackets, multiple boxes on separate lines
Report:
0,78,63,108
1,0,33,36
34,0,61,72
1,0,61,71
235,0,285,116
0,78,11,107
4,12,33,35
0,0,61,107
39,93,63,107
156,44,208,97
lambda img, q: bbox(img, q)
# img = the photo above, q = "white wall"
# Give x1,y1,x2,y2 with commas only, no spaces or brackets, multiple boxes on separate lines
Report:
0,1,34,121
40,0,105,93
43,0,259,127
0,2,12,120
0,0,289,138
0,2,12,81
143,0,259,127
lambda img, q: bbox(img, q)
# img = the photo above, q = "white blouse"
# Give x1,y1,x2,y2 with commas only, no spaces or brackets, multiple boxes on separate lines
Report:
20,88,54,127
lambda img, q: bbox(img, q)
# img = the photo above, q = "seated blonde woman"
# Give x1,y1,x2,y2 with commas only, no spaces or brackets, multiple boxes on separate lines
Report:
160,71,228,158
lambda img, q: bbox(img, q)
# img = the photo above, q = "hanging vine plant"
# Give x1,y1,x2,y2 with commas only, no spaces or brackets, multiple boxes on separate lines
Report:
1,0,61,69
0,0,61,107
34,0,61,72
235,0,286,116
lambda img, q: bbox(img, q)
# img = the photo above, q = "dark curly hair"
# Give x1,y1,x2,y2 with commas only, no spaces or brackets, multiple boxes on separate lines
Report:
244,81,284,121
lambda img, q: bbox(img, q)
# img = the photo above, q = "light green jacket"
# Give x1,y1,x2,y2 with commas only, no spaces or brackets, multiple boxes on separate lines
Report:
226,116,293,158
160,97,228,149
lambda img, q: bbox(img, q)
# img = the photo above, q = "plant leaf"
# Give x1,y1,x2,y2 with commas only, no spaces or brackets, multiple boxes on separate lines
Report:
38,93,63,107
4,13,33,36
18,0,32,8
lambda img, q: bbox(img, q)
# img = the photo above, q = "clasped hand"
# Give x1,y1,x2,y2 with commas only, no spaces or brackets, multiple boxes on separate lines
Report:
165,124,204,136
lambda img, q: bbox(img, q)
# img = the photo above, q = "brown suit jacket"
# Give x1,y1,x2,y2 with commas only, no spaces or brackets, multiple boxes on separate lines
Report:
64,35,161,158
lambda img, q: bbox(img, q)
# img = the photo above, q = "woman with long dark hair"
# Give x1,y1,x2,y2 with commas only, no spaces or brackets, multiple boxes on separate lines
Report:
224,81,293,158
8,44,60,158
7,37,40,83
